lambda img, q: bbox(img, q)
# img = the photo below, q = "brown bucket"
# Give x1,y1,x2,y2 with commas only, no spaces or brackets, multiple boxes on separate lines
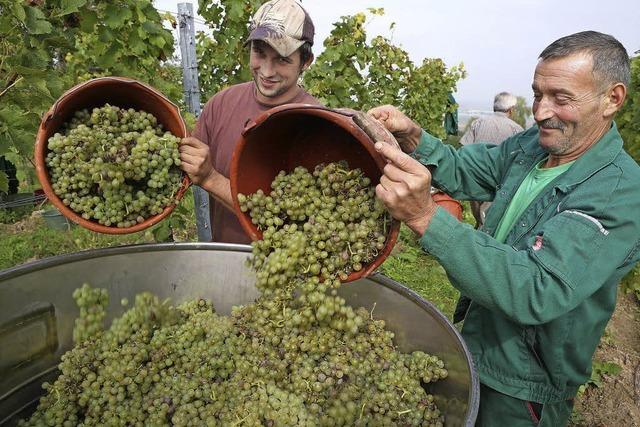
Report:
432,192,463,221
34,77,190,234
229,104,400,283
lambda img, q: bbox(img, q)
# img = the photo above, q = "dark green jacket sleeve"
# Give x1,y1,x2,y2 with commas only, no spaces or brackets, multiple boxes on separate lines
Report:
413,131,520,203
414,131,640,326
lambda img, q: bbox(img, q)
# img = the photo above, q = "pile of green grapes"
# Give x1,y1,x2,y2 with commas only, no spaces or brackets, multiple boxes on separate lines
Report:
45,104,183,228
239,162,389,285
22,163,449,427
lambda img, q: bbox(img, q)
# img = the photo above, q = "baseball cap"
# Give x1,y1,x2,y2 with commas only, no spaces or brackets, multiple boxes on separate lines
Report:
247,0,315,58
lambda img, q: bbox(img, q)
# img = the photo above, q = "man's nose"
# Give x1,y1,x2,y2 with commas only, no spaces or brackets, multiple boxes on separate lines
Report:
260,60,275,77
533,97,553,123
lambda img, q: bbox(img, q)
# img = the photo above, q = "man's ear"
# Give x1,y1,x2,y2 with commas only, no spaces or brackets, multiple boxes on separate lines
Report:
603,83,627,117
301,54,314,72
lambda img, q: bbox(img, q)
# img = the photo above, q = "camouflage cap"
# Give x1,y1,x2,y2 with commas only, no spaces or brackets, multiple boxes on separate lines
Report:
247,0,315,58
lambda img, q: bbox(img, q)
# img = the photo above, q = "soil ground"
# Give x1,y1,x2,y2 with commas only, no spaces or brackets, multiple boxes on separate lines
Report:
570,291,640,427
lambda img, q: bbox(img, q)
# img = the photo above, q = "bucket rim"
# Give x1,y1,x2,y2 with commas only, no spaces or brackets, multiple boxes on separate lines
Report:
0,242,479,425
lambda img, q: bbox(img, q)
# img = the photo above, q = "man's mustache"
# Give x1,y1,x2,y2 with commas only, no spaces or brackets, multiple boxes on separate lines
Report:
537,118,565,130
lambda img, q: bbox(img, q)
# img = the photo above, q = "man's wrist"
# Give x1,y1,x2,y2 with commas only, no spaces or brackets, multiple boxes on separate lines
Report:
400,125,423,153
405,202,438,236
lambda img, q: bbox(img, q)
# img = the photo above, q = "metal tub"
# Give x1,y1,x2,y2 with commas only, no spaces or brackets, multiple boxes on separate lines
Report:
0,243,479,426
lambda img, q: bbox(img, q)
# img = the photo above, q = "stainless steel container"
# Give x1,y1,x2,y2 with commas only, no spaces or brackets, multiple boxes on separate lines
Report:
0,243,479,426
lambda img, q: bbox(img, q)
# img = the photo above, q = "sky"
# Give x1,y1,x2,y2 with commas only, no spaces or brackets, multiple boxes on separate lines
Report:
155,0,640,111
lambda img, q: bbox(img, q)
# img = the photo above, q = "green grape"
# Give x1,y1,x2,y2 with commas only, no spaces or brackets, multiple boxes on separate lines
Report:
45,104,184,227
22,163,448,427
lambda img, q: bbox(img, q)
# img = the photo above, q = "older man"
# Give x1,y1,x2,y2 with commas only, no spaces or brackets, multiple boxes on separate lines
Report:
179,0,319,243
370,31,639,426
460,92,523,147
461,92,524,227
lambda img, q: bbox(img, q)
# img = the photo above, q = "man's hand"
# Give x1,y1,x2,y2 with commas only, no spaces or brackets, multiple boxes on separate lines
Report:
375,142,438,236
368,105,423,153
179,137,217,186
179,137,234,211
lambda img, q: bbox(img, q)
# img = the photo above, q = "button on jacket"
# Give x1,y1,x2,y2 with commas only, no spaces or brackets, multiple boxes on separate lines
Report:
414,123,640,403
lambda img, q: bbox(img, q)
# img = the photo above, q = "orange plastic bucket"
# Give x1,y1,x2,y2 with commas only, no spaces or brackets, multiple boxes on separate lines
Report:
432,192,463,221
34,77,190,234
230,104,400,283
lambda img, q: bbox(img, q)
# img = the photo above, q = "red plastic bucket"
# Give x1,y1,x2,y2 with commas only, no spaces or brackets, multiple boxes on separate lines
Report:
433,192,463,221
34,77,190,234
229,104,400,283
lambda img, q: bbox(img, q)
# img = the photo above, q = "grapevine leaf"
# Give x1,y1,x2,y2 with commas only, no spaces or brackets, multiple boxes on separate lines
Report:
12,3,27,22
79,10,98,32
142,21,161,35
104,5,132,28
97,44,121,68
149,35,166,49
98,25,114,43
59,0,87,16
24,6,53,35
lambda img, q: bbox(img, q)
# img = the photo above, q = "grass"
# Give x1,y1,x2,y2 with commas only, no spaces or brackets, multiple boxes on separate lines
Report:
0,190,198,270
380,225,460,319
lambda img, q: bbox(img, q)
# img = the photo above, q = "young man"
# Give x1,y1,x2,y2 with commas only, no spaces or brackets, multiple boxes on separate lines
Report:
179,0,319,243
370,31,639,426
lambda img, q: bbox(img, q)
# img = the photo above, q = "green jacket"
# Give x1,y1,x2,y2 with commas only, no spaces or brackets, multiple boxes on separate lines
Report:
414,123,640,403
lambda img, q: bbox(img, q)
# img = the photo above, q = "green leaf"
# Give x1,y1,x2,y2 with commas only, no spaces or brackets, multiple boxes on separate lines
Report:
79,10,98,32
58,0,87,16
31,78,53,99
104,5,132,28
96,44,121,68
127,30,146,55
149,35,166,49
152,222,173,242
0,171,8,193
12,3,27,22
228,1,245,20
98,26,114,43
46,75,66,98
141,21,161,35
24,6,53,34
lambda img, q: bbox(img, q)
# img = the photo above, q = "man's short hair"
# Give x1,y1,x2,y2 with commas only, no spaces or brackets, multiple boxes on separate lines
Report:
539,31,630,88
493,92,517,113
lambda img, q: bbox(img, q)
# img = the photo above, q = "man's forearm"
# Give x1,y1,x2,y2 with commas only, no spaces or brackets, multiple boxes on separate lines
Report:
199,171,234,212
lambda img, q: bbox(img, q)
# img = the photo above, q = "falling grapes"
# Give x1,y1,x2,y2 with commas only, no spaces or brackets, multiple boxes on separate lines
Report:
45,104,183,228
21,163,449,427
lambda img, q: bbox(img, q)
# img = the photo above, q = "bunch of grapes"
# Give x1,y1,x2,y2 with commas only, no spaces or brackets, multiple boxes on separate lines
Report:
45,104,183,228
239,162,389,285
21,286,448,427
22,163,450,426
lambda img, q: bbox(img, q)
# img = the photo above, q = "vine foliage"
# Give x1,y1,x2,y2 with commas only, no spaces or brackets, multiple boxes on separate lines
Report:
0,0,177,191
618,54,639,163
196,6,465,139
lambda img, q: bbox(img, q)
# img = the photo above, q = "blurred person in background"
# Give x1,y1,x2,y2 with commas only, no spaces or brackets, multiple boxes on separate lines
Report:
461,92,524,228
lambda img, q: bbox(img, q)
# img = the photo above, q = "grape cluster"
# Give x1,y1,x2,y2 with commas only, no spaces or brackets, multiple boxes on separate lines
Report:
22,163,450,426
45,104,183,228
239,162,389,284
71,283,108,345
21,287,448,427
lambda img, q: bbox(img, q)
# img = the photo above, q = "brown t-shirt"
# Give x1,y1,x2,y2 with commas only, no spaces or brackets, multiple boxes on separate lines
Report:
192,81,319,244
